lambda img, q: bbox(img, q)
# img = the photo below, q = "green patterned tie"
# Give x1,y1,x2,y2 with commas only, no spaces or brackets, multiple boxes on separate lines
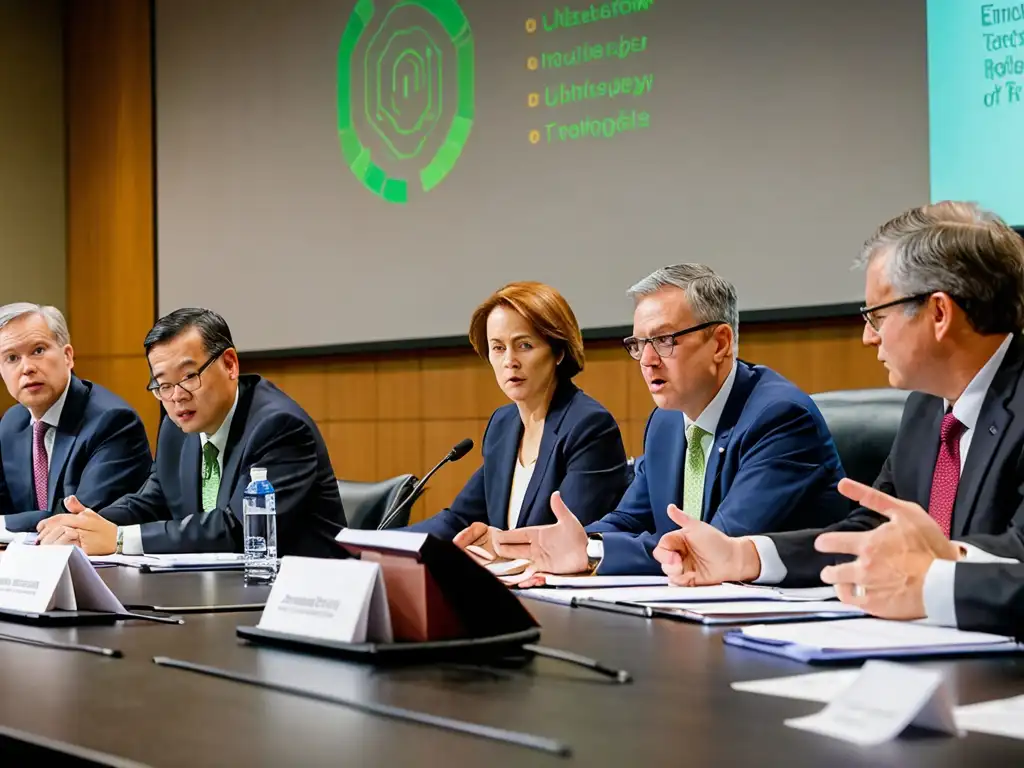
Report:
682,423,710,521
201,441,221,513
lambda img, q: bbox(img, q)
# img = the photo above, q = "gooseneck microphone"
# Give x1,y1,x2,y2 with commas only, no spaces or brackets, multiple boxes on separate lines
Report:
377,438,474,530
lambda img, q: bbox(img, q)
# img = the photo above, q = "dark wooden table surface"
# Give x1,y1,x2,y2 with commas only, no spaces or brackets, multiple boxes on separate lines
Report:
0,568,1022,766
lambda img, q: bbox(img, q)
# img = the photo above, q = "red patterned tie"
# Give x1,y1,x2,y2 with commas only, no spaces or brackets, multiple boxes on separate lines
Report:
928,410,964,538
32,421,49,510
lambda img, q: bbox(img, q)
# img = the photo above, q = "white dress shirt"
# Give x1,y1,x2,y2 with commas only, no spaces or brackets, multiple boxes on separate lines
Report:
587,361,738,560
0,375,72,536
506,458,537,530
121,390,239,556
749,334,1014,629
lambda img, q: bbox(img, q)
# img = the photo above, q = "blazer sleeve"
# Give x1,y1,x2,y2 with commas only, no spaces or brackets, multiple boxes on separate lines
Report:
953,562,1024,639
136,412,320,553
554,407,628,526
3,408,152,532
768,454,892,587
405,414,496,540
584,452,665,576
709,399,845,536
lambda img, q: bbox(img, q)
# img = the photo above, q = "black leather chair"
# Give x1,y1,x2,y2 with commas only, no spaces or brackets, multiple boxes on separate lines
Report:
337,474,418,530
811,388,910,487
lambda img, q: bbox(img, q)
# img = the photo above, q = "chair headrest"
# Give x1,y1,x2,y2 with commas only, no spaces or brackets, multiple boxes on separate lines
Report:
337,474,418,530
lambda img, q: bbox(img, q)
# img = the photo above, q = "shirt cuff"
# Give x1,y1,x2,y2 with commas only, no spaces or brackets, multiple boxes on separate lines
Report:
955,542,1020,564
0,516,10,543
921,558,958,628
748,536,787,584
120,525,145,555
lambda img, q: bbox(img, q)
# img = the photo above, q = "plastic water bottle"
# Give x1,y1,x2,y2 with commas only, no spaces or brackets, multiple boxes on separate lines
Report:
242,467,278,584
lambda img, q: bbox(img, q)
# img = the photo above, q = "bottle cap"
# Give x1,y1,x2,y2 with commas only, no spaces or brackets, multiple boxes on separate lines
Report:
250,467,268,482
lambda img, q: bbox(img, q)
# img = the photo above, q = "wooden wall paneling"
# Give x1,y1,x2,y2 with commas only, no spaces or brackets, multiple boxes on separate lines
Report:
65,0,158,445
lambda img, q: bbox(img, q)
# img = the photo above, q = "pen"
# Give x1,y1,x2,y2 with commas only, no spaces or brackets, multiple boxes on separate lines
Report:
0,630,122,658
523,643,633,684
574,597,653,619
152,656,572,756
120,611,185,626
123,603,265,614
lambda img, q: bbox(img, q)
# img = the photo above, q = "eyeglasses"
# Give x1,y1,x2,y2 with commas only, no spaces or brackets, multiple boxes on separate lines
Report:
622,321,725,361
859,294,933,332
147,349,227,401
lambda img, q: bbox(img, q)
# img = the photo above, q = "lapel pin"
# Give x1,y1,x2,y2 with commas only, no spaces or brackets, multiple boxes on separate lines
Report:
718,447,725,454
989,425,998,435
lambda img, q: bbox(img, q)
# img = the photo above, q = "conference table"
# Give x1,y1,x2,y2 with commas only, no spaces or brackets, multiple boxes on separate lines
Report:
0,567,1021,766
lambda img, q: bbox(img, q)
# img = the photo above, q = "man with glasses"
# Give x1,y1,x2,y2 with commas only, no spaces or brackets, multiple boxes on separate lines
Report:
491,264,847,578
0,303,150,539
35,308,347,556
651,202,1024,632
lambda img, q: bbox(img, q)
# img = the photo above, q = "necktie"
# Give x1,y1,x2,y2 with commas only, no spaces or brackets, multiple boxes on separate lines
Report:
201,441,221,513
682,423,710,521
32,421,50,510
928,410,965,538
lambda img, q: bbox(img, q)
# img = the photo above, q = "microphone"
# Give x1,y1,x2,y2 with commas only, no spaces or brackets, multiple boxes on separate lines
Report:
377,438,474,530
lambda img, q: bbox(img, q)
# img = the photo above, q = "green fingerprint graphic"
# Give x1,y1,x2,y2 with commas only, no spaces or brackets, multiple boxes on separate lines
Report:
338,0,475,204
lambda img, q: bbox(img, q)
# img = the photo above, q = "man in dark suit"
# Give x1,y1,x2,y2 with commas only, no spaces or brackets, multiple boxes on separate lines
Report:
0,303,150,538
492,264,848,578
36,308,346,556
653,201,1024,610
814,479,1024,639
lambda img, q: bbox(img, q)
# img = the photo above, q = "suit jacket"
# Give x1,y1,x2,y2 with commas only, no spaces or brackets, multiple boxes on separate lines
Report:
101,375,346,557
406,381,630,539
1,376,151,532
771,333,1024,586
587,361,849,575
950,562,1024,639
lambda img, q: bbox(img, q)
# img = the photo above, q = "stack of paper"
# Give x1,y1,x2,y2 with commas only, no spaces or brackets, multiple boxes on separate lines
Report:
724,617,1021,662
89,553,247,571
520,582,838,607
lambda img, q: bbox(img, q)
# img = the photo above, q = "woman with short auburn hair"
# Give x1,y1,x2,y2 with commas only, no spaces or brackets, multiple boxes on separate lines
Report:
407,281,629,554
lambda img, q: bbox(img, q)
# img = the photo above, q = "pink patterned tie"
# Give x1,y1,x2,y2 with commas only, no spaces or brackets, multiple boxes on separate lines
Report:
32,421,49,510
927,411,964,539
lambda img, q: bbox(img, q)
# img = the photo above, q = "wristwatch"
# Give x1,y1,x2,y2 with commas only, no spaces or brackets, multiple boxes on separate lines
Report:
115,527,124,555
585,534,604,574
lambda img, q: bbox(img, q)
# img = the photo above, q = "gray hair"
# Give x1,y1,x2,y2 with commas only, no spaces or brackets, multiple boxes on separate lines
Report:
628,264,740,349
857,201,1024,334
0,303,71,346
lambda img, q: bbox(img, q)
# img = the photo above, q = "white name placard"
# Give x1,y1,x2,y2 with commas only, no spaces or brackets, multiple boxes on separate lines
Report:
0,544,125,614
257,556,393,644
785,660,962,746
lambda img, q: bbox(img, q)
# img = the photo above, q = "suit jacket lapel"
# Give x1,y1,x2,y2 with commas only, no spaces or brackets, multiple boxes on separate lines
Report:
6,418,33,510
488,420,520,529
46,377,89,509
914,400,945,507
952,337,1024,537
217,379,257,510
180,434,203,519
701,362,753,522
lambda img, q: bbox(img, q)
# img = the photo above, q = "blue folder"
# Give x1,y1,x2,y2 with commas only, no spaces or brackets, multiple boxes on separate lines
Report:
723,630,1023,664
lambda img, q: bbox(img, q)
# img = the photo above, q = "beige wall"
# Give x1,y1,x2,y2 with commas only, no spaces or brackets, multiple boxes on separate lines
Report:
0,0,65,312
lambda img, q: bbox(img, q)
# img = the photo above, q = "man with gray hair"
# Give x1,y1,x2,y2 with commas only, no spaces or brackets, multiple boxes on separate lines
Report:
0,303,150,538
491,264,848,578
652,202,1024,633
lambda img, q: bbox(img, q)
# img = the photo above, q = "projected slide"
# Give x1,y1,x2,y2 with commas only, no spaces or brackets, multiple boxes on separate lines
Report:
928,0,1024,224
156,0,927,352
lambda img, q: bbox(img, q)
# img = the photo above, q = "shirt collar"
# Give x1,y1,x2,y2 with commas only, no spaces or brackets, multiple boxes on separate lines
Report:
201,388,239,456
684,360,737,437
31,374,72,429
945,333,1013,431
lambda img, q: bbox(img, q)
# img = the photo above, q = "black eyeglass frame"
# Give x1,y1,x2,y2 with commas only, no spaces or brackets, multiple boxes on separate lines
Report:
622,320,727,361
146,347,229,401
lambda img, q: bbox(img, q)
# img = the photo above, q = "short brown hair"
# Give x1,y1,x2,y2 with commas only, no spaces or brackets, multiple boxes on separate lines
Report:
859,201,1024,334
468,281,585,380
